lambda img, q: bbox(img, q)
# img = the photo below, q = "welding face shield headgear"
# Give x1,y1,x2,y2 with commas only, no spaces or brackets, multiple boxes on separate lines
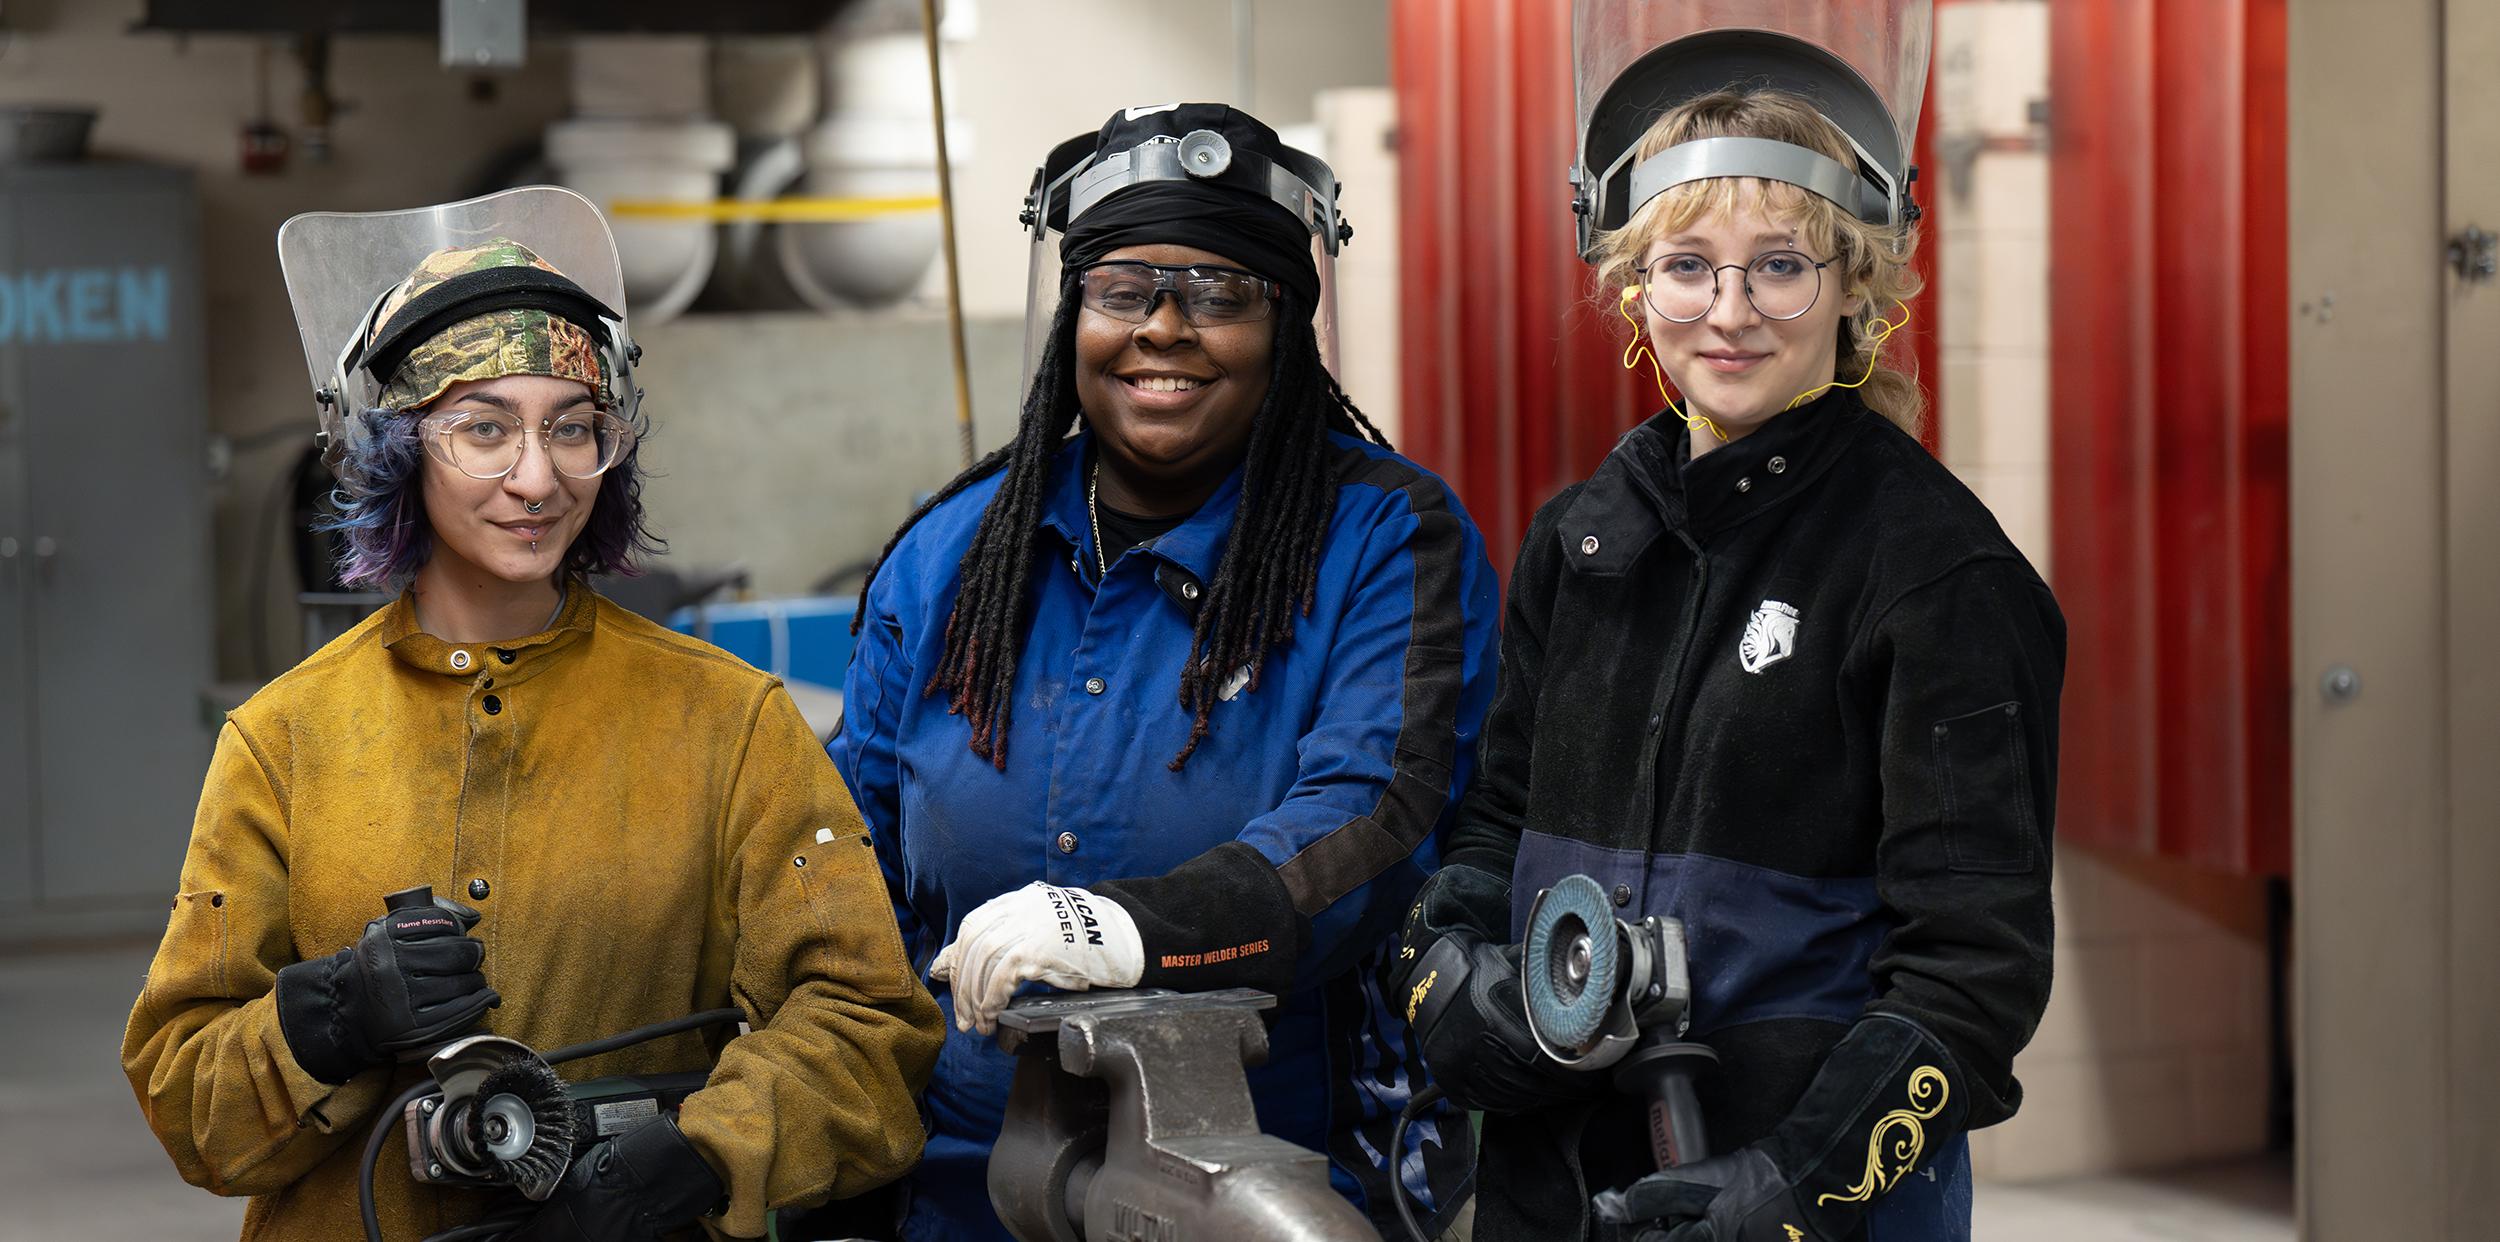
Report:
1570,0,1933,261
277,185,641,464
1017,103,1351,404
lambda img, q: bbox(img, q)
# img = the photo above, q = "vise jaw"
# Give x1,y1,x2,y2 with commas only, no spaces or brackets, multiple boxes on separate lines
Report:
989,988,1382,1242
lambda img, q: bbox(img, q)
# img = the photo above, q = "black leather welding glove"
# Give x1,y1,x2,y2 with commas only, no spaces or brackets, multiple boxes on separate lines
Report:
273,894,501,1084
1395,864,1604,1115
1591,1014,1968,1242
506,1115,726,1242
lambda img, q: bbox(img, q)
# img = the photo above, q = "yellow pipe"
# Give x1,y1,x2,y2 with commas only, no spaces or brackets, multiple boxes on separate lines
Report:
605,196,942,223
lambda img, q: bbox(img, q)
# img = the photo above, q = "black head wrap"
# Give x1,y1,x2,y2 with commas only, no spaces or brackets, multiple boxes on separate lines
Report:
1057,103,1326,314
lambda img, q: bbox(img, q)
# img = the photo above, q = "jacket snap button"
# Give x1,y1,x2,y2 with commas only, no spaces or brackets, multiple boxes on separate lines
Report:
1581,535,1601,555
1611,883,1632,907
482,694,502,715
468,878,490,900
496,649,515,664
448,649,470,672
1084,677,1106,695
1768,456,1788,474
1056,831,1079,855
1181,581,1202,601
1648,713,1663,732
1736,478,1753,493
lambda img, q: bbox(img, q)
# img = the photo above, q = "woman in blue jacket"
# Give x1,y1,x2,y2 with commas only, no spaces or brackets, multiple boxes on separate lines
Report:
832,103,1498,1240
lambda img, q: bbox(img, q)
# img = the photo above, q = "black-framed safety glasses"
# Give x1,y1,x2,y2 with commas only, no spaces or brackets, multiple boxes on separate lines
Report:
1077,261,1280,327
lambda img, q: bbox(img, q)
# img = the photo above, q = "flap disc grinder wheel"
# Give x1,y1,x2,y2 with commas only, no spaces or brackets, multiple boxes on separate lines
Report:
1523,873,1621,1054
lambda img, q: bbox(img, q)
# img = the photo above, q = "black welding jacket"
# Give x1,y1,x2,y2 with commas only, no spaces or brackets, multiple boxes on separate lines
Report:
1446,391,2065,1239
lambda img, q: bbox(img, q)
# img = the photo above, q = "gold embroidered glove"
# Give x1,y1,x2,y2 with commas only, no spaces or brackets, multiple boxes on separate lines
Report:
1593,1015,1966,1242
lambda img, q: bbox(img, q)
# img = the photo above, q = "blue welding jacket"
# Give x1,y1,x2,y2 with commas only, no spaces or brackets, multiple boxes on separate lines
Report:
832,428,1500,1241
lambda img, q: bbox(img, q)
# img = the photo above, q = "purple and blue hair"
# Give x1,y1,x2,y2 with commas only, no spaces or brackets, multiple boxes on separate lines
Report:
318,406,664,591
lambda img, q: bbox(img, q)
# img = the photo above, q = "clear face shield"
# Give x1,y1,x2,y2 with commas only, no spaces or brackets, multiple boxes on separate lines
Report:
1017,127,1348,406
276,185,641,460
1570,0,1933,260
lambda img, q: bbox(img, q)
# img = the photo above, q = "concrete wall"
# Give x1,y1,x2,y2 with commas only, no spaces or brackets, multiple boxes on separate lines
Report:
1972,845,2274,1180
631,309,1023,596
1932,0,2277,1185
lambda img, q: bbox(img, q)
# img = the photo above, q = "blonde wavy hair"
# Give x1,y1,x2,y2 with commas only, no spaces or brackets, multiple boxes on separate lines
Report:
1591,88,1924,435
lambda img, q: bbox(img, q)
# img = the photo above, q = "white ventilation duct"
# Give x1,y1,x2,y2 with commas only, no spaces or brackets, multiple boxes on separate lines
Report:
775,112,968,310
770,26,967,311
546,38,735,326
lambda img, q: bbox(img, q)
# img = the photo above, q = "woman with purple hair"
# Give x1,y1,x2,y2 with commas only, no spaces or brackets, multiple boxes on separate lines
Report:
121,192,945,1242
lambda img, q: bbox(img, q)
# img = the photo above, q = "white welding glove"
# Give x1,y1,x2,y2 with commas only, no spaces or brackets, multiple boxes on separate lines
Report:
931,882,1144,1035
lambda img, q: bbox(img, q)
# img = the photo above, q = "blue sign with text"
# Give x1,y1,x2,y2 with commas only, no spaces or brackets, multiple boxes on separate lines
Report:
0,266,171,345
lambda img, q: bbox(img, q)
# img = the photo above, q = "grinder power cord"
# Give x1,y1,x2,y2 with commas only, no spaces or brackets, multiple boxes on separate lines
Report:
355,1003,742,1242
337,885,743,1242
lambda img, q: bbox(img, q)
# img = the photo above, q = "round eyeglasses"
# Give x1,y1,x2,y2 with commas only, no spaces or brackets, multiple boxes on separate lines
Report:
1078,261,1279,327
418,408,636,481
1634,250,1831,323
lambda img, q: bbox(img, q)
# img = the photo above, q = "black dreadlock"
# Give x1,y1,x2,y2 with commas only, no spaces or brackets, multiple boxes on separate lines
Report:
852,276,1389,771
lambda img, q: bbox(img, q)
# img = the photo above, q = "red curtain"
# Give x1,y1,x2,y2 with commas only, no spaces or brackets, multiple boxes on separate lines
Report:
1392,0,2287,876
2047,0,2290,875
1390,0,1942,574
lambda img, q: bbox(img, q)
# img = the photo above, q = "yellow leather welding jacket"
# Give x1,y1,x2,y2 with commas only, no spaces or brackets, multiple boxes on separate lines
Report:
121,584,944,1240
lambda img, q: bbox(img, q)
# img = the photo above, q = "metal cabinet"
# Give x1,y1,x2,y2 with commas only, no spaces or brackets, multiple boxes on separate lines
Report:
0,163,212,941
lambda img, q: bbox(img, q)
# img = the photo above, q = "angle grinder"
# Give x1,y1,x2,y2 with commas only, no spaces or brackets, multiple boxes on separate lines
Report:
1519,873,1718,1169
1391,874,1720,1242
352,886,740,1242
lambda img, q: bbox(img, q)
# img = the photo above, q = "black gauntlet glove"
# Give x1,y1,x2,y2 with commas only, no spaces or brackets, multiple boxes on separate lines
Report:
1593,1015,1967,1242
1395,864,1603,1115
507,1115,726,1242
274,891,501,1084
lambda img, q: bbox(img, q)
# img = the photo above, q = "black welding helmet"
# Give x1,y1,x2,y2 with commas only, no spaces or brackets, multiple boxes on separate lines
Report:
278,186,639,460
1571,0,1932,260
1018,103,1351,402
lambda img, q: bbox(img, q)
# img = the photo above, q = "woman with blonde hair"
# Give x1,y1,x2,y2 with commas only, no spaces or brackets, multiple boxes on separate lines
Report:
1392,39,2064,1242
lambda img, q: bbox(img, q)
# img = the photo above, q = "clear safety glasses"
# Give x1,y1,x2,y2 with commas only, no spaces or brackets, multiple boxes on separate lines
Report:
418,408,636,481
1077,261,1280,328
1636,250,1831,323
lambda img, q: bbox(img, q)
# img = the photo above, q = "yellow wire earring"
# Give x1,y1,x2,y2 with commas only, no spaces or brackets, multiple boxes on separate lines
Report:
1784,300,1913,411
1619,286,1726,442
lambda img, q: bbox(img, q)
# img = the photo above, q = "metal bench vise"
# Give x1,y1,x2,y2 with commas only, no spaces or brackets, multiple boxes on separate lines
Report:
987,988,1382,1242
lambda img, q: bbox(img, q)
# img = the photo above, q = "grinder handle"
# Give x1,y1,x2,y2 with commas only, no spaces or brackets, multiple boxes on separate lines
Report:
382,884,483,933
383,884,436,913
1612,1039,1720,1169
1647,1066,1709,1168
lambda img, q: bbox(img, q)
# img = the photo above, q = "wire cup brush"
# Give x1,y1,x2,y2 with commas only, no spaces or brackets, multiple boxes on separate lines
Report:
406,1034,580,1200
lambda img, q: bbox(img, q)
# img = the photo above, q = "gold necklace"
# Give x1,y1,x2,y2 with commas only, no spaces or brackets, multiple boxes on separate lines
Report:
1087,459,1108,579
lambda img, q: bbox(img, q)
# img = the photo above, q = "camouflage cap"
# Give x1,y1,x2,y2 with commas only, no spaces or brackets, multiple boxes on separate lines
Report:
372,239,611,411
